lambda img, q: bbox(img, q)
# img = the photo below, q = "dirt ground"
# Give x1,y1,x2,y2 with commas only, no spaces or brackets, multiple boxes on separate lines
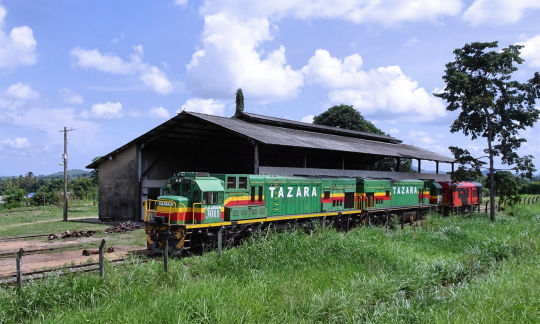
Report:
0,237,100,255
0,245,144,277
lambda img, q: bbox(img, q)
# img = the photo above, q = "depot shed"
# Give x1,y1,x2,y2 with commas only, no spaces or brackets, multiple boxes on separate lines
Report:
86,111,454,221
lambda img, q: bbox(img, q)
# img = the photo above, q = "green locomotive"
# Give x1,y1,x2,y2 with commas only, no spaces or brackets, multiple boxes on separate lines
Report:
145,172,433,254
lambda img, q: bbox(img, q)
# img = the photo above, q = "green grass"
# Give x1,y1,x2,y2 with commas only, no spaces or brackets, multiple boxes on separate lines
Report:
0,204,538,323
0,203,101,238
0,203,145,255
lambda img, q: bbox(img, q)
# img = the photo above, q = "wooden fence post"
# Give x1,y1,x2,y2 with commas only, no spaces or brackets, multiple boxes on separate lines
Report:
163,235,169,273
98,239,106,278
16,248,24,291
217,227,223,259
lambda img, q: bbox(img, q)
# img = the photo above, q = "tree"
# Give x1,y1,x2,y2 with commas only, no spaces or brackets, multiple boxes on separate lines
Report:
313,104,385,135
314,104,412,171
235,88,244,116
487,171,521,207
436,41,540,221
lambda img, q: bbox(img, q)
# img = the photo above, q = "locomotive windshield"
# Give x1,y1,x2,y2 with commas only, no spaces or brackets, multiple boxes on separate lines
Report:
203,191,221,205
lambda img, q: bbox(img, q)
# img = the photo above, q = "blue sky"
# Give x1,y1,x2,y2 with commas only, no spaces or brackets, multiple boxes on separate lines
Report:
0,0,539,176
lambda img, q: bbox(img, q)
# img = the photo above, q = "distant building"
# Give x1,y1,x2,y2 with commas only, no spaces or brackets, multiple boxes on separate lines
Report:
87,111,454,221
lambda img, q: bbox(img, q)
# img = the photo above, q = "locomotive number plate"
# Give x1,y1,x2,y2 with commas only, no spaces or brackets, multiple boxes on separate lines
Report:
205,206,221,219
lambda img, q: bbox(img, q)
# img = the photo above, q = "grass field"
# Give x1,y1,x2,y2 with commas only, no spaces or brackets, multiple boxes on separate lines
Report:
0,203,145,258
0,203,538,323
0,203,107,238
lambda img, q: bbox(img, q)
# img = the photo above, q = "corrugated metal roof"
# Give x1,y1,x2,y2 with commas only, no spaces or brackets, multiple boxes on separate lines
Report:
87,110,453,168
190,112,454,162
235,112,401,144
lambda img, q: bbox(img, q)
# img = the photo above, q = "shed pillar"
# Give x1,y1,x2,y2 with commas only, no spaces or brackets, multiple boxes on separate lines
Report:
303,152,307,168
137,143,144,221
451,162,455,174
253,142,259,174
396,157,401,172
417,159,421,173
436,161,439,174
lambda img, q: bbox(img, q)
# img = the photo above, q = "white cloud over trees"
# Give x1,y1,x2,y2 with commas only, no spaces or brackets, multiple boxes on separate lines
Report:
5,82,39,100
70,45,173,94
302,49,446,121
463,0,540,25
81,101,123,120
186,13,303,102
178,98,226,116
518,34,540,68
0,5,37,70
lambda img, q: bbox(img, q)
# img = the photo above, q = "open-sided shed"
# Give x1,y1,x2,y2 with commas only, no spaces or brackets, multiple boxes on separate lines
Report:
86,111,454,221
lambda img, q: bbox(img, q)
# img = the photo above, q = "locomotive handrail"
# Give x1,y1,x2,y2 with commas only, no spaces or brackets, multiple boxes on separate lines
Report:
192,202,202,224
144,199,177,224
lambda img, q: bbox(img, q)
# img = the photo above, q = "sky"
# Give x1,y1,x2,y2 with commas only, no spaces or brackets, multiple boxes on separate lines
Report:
0,0,539,176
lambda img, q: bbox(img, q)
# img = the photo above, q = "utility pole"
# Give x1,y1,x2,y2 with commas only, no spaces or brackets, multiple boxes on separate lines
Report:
60,126,74,222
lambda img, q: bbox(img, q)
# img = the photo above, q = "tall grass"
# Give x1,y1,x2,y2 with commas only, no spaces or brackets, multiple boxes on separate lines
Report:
0,205,538,323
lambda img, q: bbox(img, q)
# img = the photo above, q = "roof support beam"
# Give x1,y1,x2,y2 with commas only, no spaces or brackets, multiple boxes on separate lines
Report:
396,157,401,172
436,161,439,174
417,159,421,173
253,141,259,174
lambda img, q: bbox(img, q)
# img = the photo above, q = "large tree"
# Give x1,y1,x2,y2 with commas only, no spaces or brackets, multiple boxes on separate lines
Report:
313,104,412,171
436,41,540,221
313,104,385,135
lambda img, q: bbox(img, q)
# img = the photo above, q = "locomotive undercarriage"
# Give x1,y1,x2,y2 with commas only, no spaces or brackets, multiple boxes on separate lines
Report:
146,206,432,256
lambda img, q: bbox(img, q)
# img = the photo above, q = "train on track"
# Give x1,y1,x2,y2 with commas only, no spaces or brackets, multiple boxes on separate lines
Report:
144,172,482,255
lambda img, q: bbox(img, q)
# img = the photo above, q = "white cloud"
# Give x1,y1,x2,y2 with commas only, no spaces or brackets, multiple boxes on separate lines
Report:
463,0,540,25
300,114,314,123
174,0,188,6
404,37,419,47
59,88,83,104
186,13,303,102
0,4,37,70
148,106,170,119
70,45,173,94
82,101,123,120
200,0,462,25
178,98,225,116
5,82,39,100
0,137,29,150
302,49,446,121
186,1,462,103
518,34,540,68
388,128,399,135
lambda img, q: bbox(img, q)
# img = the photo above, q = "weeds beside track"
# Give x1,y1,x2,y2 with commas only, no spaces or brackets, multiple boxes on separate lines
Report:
0,204,538,323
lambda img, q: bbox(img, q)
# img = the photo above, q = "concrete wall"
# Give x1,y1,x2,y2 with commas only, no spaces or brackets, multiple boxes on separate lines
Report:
98,146,138,221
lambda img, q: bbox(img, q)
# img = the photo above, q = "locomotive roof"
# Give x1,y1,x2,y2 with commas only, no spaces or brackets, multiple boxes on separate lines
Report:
87,110,454,169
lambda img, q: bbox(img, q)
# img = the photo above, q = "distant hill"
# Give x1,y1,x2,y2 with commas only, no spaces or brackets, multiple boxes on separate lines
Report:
40,169,91,179
0,169,91,179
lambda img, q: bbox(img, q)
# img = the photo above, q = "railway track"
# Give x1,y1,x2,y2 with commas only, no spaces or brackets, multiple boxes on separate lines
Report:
0,234,51,242
0,258,142,285
0,246,75,259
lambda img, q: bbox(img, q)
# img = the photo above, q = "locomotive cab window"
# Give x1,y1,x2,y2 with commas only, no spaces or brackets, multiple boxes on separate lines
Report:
239,177,248,189
227,177,236,189
324,191,330,199
250,186,256,202
181,182,191,196
203,192,219,205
